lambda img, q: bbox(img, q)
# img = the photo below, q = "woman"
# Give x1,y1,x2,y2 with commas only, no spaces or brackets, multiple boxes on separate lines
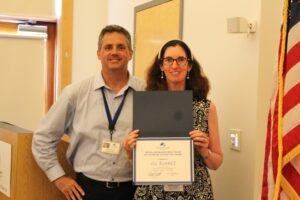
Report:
124,40,223,200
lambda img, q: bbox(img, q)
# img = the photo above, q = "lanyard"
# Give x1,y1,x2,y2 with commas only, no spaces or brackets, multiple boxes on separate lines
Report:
101,87,130,140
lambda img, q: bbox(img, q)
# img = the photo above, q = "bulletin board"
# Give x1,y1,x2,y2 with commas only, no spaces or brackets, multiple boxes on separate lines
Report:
133,0,183,80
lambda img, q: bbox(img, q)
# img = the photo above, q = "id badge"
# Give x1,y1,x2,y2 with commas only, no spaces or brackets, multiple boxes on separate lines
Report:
101,141,121,155
164,185,184,192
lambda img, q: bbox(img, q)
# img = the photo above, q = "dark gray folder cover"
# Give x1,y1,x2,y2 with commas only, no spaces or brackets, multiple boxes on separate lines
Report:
133,91,193,137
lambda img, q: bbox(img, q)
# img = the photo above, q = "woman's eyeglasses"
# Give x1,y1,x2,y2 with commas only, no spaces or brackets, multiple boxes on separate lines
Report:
161,56,190,66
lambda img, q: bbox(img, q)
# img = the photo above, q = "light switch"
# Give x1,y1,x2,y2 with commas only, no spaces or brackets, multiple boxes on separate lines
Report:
229,129,241,151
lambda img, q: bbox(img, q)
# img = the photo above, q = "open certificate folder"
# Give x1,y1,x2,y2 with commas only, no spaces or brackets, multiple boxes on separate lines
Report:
133,91,193,137
133,137,194,185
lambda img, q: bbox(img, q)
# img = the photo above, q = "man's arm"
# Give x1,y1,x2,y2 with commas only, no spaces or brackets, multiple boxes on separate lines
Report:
32,86,74,181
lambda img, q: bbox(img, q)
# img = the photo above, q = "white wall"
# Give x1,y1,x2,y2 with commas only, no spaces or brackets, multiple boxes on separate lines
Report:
71,0,108,83
0,0,55,19
72,0,282,199
184,1,260,200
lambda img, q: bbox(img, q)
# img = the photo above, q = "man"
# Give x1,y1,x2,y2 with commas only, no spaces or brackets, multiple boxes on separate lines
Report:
32,25,145,200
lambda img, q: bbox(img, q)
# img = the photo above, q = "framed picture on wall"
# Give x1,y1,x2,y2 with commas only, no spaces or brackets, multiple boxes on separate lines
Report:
133,0,183,80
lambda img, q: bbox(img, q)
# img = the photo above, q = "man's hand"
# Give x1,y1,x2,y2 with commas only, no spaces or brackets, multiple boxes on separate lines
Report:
54,176,85,200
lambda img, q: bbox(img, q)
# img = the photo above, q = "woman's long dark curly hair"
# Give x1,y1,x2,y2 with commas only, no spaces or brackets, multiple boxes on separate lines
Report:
146,40,210,100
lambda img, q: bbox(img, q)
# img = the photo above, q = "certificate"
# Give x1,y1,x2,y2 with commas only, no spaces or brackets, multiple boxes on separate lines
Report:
133,137,194,185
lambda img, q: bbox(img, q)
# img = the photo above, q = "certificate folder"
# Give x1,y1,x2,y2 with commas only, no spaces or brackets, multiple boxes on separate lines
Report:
133,91,193,137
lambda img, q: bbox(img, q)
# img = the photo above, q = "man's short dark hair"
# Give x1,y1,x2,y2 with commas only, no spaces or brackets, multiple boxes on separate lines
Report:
98,25,132,51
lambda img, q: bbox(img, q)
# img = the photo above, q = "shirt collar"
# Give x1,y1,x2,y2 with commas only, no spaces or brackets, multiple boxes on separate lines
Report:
93,71,140,92
93,72,105,90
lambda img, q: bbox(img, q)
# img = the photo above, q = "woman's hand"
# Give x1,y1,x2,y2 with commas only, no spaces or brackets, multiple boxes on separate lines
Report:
123,129,139,160
189,130,210,158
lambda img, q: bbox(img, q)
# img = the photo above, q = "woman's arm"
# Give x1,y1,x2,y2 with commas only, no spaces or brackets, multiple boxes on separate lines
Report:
190,102,223,170
204,102,223,170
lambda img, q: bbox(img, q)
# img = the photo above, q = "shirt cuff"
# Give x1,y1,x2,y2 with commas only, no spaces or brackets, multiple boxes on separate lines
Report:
45,165,66,182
